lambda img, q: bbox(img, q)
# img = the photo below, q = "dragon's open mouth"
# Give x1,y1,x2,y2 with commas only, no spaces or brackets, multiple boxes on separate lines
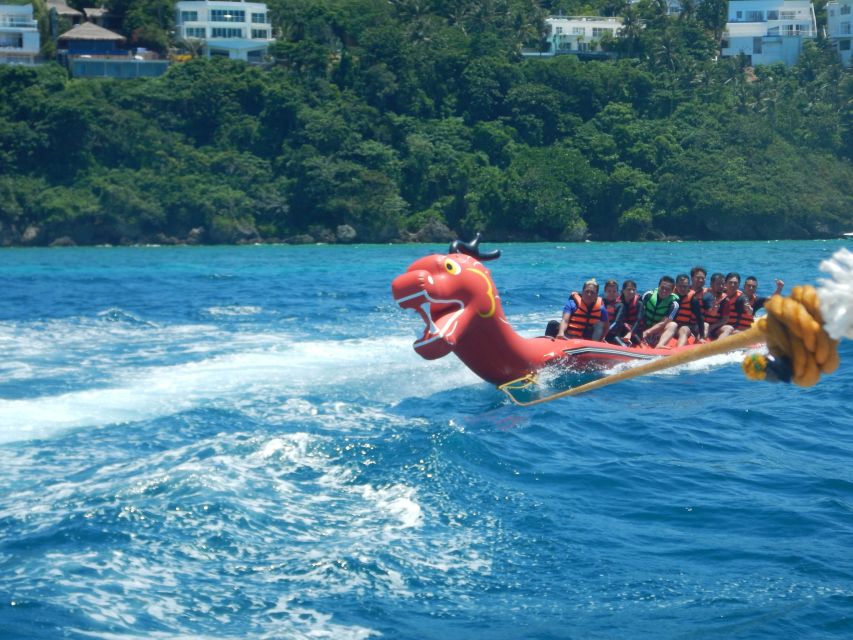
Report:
395,290,465,347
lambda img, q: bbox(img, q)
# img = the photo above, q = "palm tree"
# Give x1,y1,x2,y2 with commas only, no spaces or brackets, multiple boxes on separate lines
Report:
619,6,644,58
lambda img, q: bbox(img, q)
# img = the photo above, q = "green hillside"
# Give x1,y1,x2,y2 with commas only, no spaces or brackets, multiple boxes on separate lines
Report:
0,0,851,245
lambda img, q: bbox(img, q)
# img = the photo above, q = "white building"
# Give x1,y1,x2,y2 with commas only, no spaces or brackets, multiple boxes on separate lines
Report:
542,16,623,56
721,0,817,67
175,1,273,62
826,0,852,67
0,3,40,65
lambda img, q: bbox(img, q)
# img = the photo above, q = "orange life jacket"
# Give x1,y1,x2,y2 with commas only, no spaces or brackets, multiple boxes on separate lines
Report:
566,292,603,339
674,290,695,326
733,292,755,330
704,288,726,325
721,289,743,321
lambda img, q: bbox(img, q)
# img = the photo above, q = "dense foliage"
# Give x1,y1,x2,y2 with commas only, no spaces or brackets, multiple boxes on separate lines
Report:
1,0,851,245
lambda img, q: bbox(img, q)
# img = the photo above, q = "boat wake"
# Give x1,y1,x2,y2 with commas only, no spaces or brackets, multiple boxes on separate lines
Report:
0,323,479,444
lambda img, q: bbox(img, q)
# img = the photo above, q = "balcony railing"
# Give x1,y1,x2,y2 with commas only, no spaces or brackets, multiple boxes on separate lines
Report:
767,26,817,36
0,18,38,28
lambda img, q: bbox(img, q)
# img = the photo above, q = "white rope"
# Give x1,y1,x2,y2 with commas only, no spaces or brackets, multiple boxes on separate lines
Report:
818,247,853,340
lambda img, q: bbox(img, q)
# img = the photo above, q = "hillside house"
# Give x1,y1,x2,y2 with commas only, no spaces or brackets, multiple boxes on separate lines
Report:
0,2,39,65
826,0,852,67
721,0,817,66
526,16,622,59
57,21,168,78
175,0,274,62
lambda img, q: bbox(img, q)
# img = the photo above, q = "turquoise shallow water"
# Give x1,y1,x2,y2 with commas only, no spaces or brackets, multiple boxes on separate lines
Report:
0,241,852,639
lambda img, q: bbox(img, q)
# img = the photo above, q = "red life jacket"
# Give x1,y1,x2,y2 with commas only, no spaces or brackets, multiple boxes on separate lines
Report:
603,297,619,324
621,294,640,326
566,292,603,339
674,290,695,326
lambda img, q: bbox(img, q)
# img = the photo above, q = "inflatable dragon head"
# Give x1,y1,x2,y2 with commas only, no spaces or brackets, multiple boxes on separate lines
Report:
392,234,503,360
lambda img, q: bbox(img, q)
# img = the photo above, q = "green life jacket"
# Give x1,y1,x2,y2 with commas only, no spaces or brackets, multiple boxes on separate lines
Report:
644,289,679,325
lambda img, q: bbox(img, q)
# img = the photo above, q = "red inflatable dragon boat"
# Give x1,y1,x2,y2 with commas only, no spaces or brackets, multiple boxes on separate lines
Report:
391,235,703,386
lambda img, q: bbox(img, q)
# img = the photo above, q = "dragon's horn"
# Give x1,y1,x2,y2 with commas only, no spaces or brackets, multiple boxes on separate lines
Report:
448,233,501,261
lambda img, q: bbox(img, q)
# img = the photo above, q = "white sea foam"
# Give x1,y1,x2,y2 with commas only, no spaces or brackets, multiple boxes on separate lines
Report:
604,349,751,377
204,305,264,317
7,430,485,639
0,327,477,443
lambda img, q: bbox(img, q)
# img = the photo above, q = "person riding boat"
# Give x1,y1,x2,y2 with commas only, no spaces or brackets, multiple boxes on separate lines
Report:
705,272,732,340
737,276,785,331
690,266,715,340
690,265,707,297
608,279,641,345
557,279,608,341
640,276,680,347
602,279,620,327
673,273,706,346
718,272,748,337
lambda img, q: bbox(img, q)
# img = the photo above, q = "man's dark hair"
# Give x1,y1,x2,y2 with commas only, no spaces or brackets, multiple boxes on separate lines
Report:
659,275,675,286
690,266,707,278
676,273,690,285
725,272,741,283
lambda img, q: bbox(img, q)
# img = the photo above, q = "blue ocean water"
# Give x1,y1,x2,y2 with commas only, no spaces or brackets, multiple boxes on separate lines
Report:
1,241,852,639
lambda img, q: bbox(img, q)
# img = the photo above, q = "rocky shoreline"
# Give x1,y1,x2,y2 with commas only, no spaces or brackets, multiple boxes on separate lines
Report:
2,218,838,247
0,219,465,248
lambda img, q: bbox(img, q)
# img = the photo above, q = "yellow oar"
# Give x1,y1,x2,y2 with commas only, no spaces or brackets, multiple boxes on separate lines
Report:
500,326,764,406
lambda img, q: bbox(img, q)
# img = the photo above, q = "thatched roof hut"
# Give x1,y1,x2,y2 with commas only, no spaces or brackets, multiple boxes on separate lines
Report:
46,0,83,18
58,22,125,42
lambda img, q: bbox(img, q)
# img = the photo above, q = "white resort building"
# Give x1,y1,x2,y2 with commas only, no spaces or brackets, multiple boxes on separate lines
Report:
533,16,622,57
0,2,40,65
721,0,817,66
175,0,274,62
826,0,852,67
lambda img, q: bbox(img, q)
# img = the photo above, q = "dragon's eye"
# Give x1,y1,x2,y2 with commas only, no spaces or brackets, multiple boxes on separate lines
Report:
444,258,461,275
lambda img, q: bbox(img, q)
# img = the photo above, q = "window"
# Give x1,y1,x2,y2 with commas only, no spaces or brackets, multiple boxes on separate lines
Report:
842,5,851,15
180,11,198,22
211,27,243,38
736,11,743,20
251,29,269,39
780,11,796,20
211,9,245,22
251,12,267,23
0,34,24,48
767,10,778,20
592,27,608,37
753,37,763,53
572,26,584,35
839,39,851,50
843,21,852,34
185,27,205,38
746,11,764,21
